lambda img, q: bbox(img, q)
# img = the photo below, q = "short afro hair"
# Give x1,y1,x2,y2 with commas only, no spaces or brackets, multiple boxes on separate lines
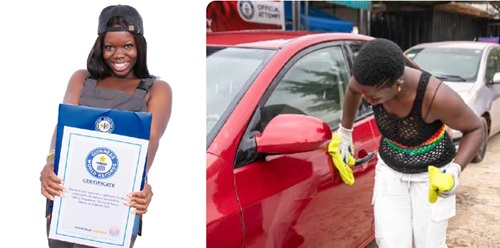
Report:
352,38,405,88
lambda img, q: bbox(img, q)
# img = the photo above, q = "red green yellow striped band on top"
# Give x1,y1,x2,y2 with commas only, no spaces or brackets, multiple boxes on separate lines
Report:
383,124,447,156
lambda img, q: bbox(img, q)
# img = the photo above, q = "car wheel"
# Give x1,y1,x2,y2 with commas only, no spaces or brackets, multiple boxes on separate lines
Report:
471,117,488,163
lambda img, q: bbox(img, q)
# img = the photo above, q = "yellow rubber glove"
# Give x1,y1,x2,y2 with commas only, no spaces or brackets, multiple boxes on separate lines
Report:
428,165,456,203
328,133,356,185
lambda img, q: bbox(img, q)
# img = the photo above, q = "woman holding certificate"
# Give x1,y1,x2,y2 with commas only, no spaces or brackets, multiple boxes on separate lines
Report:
39,4,172,248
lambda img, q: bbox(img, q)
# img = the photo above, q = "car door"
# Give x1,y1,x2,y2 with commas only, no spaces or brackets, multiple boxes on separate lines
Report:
484,47,500,136
233,43,378,248
206,154,244,248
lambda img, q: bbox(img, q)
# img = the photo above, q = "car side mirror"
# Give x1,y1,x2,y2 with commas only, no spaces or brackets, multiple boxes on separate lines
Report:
493,72,500,84
255,114,331,154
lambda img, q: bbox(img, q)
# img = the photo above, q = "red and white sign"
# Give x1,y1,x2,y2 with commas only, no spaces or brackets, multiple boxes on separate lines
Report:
207,1,284,32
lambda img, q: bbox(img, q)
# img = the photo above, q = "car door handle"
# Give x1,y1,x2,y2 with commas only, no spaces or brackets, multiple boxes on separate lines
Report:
355,152,375,166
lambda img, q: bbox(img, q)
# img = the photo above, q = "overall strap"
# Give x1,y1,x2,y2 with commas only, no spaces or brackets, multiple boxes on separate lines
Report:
83,74,98,88
134,77,155,99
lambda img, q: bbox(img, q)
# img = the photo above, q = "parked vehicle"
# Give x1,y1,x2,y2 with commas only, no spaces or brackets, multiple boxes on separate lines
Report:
405,41,500,162
207,31,423,247
207,31,376,248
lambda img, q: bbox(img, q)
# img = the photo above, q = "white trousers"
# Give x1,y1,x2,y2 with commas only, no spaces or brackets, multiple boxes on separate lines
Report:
373,155,456,248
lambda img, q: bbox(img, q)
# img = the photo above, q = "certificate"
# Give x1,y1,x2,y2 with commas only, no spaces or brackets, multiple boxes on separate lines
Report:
48,104,152,248
49,126,149,247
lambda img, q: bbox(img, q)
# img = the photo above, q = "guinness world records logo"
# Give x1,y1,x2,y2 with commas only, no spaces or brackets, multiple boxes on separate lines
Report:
95,116,114,133
86,147,119,179
238,1,255,20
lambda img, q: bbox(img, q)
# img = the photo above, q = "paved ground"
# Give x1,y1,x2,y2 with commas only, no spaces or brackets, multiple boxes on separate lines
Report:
367,133,500,248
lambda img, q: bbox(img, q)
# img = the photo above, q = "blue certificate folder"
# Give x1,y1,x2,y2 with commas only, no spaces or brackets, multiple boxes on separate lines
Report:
53,103,152,235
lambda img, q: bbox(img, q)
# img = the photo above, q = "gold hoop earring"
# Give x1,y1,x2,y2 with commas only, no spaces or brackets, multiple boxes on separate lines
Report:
397,85,402,92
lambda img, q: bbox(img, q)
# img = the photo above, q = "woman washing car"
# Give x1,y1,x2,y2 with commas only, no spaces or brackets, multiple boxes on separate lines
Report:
337,38,483,247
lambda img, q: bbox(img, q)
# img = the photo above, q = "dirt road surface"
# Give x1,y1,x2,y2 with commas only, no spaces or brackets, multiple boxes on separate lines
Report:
447,133,500,247
367,134,500,248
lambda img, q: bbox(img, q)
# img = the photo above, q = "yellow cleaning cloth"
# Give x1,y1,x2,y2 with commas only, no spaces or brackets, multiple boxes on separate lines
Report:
428,165,455,203
328,133,356,185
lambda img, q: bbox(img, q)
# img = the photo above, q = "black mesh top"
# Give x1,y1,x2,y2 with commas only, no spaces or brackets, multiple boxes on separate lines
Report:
373,71,456,173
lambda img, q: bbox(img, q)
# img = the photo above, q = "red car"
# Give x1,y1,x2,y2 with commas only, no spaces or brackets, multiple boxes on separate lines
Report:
207,31,414,247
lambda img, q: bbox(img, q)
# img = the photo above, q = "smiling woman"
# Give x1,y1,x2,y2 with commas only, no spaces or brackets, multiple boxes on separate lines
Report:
38,4,173,248
0,1,203,248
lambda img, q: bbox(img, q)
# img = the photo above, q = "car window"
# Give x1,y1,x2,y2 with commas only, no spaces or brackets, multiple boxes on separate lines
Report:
346,40,364,60
261,46,350,129
206,46,276,137
346,40,416,68
342,40,375,117
406,47,482,82
485,47,500,83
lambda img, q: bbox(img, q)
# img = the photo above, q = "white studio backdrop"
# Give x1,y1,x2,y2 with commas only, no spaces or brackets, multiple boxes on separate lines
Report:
0,1,206,247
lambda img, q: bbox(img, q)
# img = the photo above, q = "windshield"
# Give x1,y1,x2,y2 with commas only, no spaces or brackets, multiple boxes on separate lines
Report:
206,46,276,139
405,47,483,82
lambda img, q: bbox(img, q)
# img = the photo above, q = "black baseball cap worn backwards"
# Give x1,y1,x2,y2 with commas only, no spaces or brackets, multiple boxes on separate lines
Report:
98,4,143,35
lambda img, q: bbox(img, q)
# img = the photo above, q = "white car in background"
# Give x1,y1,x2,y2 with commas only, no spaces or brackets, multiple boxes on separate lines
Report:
405,41,500,162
